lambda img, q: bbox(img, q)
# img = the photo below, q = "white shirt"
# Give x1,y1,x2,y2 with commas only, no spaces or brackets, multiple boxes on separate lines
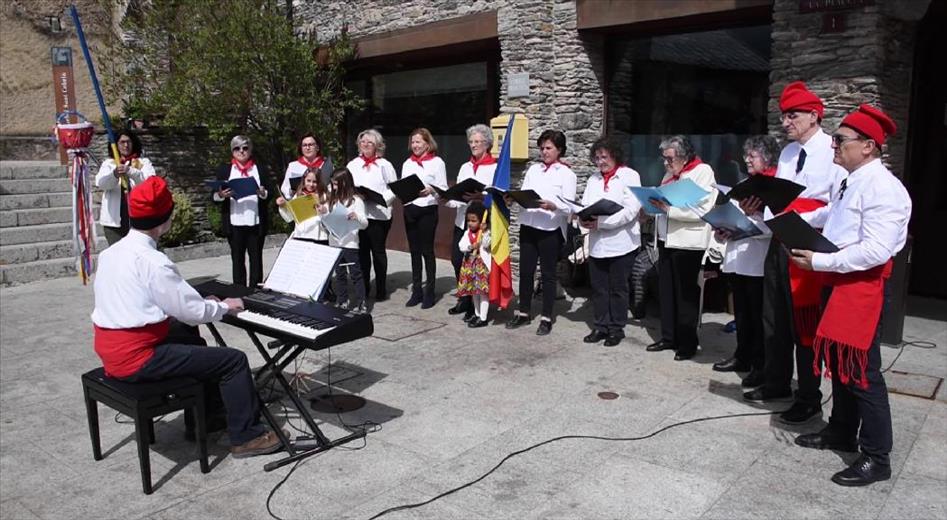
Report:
326,197,369,250
721,201,771,277
400,156,448,208
277,193,328,242
768,128,846,226
95,157,156,228
446,161,497,229
212,163,266,226
580,166,642,258
811,158,912,274
92,230,229,328
280,161,309,200
518,161,577,238
347,157,397,220
458,228,492,271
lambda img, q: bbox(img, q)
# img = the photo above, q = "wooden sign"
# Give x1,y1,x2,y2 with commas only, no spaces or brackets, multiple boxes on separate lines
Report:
51,47,77,165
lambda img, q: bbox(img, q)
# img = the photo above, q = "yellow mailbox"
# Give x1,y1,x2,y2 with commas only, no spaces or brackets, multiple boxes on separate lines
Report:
490,114,529,161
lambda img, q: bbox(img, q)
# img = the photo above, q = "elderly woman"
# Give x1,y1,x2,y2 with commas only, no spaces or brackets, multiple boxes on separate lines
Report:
279,132,334,199
400,128,448,309
346,129,397,302
213,135,271,287
579,137,642,347
95,131,157,245
711,135,780,386
506,130,577,336
443,124,498,320
646,135,716,360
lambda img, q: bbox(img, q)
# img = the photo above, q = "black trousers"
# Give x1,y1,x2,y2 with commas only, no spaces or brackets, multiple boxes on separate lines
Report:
334,248,365,307
761,240,822,405
358,218,392,298
451,225,472,309
657,242,703,354
404,205,438,297
518,225,563,318
227,224,264,287
589,251,633,336
729,273,765,370
824,287,892,465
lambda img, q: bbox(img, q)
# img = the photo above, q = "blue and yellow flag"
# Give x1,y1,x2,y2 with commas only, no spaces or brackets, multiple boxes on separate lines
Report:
486,115,515,309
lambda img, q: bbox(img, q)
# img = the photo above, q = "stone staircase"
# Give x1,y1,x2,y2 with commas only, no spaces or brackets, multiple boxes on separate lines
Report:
0,161,106,285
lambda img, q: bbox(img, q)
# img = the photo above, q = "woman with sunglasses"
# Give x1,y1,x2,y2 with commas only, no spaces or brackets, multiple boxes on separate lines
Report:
213,135,272,287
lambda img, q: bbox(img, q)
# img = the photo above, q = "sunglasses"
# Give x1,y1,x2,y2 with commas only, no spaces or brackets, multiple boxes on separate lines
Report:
831,134,864,146
232,146,250,152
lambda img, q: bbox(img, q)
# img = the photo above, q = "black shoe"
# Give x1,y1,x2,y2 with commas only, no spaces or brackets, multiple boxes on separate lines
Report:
646,340,674,352
779,402,823,424
505,314,531,329
467,317,488,328
603,334,623,347
421,294,435,309
741,368,766,388
743,388,793,402
448,301,469,315
536,320,552,336
674,351,696,361
795,428,858,452
831,455,891,487
712,356,751,372
583,331,608,343
405,292,423,307
375,292,389,302
462,310,476,323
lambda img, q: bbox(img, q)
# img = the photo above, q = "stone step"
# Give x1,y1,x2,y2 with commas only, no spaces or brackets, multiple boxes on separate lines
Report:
0,256,89,285
0,191,101,211
0,222,104,246
0,207,88,228
0,178,72,195
0,161,67,180
0,237,108,264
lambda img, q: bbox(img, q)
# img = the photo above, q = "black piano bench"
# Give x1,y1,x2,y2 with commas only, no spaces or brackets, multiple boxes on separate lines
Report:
80,367,210,494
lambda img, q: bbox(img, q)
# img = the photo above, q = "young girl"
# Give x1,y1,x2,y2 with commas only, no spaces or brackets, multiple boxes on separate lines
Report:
322,168,369,313
456,202,492,328
276,168,329,243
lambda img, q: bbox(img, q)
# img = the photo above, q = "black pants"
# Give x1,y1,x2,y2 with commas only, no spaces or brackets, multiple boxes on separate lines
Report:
334,248,365,307
451,225,472,310
518,225,563,319
824,287,892,465
657,242,703,354
761,240,822,405
119,341,266,446
589,251,633,336
358,219,391,298
228,225,264,287
404,205,438,297
729,273,765,370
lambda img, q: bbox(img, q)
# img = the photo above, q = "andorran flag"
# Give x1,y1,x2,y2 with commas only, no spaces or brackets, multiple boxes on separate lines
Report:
486,114,515,309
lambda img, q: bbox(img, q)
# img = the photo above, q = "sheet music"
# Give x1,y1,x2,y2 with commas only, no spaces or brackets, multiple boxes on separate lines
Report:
263,239,341,299
321,203,361,240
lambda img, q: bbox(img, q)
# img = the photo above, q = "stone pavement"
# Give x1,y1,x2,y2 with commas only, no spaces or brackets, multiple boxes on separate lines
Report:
1,248,945,520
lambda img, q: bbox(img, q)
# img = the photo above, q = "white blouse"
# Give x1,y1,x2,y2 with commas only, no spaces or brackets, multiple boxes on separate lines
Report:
518,161,577,238
446,161,497,229
400,156,448,208
346,157,398,221
580,166,642,258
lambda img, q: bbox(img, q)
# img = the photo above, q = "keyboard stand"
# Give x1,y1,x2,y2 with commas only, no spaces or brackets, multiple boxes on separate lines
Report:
204,323,367,472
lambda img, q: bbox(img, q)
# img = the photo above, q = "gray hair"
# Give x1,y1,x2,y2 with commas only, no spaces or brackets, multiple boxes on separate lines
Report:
357,128,386,157
658,135,695,162
230,135,251,151
466,124,494,152
742,135,781,168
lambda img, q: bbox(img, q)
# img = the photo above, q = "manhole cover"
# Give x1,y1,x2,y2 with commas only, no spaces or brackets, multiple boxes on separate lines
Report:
887,371,943,400
597,391,620,400
371,313,446,341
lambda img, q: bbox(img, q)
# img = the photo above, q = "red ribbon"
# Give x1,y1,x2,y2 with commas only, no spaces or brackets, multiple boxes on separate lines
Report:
232,158,255,177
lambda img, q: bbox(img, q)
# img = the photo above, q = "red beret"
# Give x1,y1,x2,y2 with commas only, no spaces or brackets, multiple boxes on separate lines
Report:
840,104,897,146
129,176,174,229
779,81,824,118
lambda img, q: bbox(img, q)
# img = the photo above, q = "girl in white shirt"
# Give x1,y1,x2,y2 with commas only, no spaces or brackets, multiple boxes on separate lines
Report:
94,131,156,245
323,168,369,313
456,201,492,328
277,168,329,243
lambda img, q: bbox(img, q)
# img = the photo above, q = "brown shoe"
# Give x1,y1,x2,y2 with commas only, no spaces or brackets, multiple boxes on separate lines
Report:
231,430,284,459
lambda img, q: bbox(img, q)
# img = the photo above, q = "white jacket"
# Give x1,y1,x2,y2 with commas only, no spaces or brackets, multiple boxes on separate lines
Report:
95,157,156,228
655,162,716,250
458,228,492,272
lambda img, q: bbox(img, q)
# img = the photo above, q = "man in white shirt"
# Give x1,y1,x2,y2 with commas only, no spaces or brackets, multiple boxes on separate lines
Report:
92,177,281,458
789,104,910,486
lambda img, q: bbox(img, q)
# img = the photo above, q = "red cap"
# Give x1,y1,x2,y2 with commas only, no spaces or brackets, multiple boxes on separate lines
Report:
779,81,824,118
840,104,897,146
129,176,174,229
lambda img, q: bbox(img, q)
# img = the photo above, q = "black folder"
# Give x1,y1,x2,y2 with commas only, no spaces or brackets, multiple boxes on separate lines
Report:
288,175,303,193
765,211,839,253
432,178,487,202
576,198,625,220
204,177,259,199
387,175,426,204
700,203,763,241
485,187,543,209
726,175,805,214
356,186,388,207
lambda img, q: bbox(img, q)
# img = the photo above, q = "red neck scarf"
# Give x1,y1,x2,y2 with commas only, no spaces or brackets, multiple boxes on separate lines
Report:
360,155,377,170
232,158,255,177
410,152,435,167
470,154,496,175
120,153,139,165
661,156,703,185
601,165,620,191
782,198,828,348
467,229,479,245
543,160,570,172
758,166,777,177
812,260,894,389
298,155,324,170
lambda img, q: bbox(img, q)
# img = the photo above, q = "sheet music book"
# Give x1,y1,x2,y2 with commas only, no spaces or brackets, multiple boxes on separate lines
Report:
700,202,763,241
263,238,341,299
557,196,624,220
726,175,804,214
356,186,387,207
485,187,542,209
765,211,839,253
432,178,487,202
285,194,318,224
629,178,710,215
388,175,426,204
288,175,304,193
204,177,259,199
321,202,361,240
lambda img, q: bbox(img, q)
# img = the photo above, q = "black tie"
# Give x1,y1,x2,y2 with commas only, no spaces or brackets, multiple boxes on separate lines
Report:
839,177,848,200
795,149,807,174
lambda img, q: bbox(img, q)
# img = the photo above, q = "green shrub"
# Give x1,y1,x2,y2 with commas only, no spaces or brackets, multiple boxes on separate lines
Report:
159,189,197,247
205,202,225,237
267,198,292,236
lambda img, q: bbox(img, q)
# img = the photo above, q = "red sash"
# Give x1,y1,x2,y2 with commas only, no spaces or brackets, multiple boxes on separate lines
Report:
813,260,893,389
93,319,170,378
782,198,827,347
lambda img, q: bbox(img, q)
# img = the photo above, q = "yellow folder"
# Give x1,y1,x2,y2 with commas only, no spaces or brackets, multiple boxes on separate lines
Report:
286,194,318,224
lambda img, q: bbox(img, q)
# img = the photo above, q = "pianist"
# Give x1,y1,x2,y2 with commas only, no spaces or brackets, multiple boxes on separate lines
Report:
91,176,282,458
